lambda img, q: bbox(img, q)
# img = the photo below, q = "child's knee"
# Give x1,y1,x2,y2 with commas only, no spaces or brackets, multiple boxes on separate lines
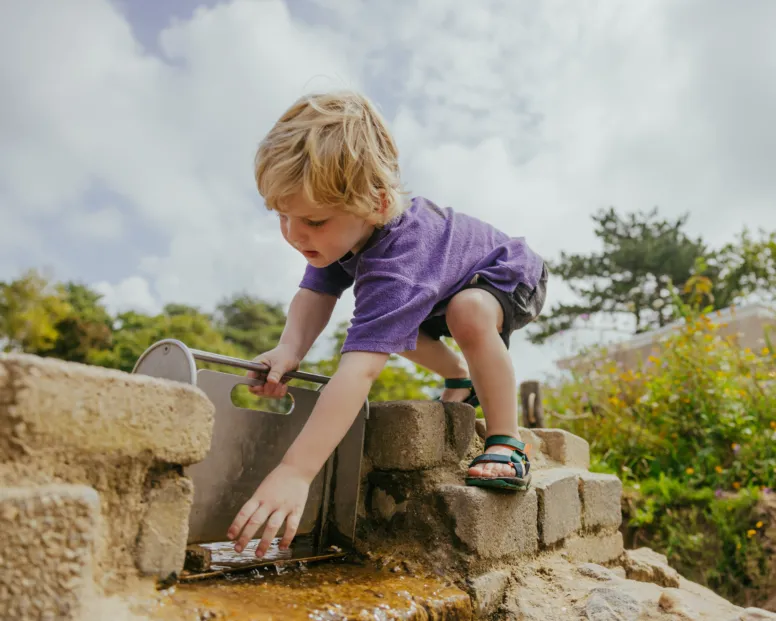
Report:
446,290,503,344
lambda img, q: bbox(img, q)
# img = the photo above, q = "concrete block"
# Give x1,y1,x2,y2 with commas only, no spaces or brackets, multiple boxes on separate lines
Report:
563,531,624,565
135,472,194,578
0,484,100,621
533,469,581,545
468,569,511,616
366,401,475,471
1,354,214,465
532,428,590,469
437,484,538,558
579,472,622,531
444,402,476,459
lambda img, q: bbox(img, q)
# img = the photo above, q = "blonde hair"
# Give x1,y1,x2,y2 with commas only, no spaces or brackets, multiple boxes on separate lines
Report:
255,90,408,224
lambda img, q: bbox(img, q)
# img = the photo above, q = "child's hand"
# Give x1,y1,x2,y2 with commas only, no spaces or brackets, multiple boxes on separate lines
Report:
227,462,310,557
247,344,301,398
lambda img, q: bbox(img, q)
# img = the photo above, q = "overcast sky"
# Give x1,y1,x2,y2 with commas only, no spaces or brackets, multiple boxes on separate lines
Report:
2,0,775,384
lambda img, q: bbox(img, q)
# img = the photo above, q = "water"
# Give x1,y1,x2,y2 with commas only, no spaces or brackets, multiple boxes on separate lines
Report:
153,545,473,620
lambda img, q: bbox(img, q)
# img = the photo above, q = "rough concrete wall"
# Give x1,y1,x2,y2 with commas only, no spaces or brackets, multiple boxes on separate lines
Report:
0,484,100,621
358,400,623,576
0,353,215,603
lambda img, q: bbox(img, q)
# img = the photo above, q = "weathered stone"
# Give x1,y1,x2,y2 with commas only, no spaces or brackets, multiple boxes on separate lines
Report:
532,428,590,469
135,472,194,578
1,354,214,464
659,590,701,620
533,469,581,545
0,484,99,621
578,586,642,621
365,401,475,471
623,547,680,588
437,484,538,558
444,402,476,459
564,531,624,565
579,472,622,531
517,427,550,469
577,563,619,581
468,569,510,616
366,401,447,470
370,486,408,521
184,545,212,573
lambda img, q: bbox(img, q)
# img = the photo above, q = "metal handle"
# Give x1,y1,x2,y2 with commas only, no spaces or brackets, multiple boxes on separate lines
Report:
189,348,330,385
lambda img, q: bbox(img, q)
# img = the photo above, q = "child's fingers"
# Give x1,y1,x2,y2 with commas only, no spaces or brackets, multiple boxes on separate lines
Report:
255,509,287,558
233,503,271,554
227,496,261,543
278,508,302,551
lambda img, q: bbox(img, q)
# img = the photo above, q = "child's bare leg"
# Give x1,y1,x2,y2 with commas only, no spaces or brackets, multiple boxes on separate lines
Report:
400,331,472,401
446,289,520,480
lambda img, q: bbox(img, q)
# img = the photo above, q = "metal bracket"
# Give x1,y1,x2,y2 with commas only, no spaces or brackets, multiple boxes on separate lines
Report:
132,339,367,557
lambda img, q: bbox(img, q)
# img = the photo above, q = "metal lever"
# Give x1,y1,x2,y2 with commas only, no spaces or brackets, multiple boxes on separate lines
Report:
190,348,330,385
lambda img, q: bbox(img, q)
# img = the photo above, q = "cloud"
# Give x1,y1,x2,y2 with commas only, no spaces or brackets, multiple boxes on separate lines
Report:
2,0,776,382
93,276,159,315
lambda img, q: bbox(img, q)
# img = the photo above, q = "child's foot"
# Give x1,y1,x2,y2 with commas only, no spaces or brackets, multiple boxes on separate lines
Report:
438,378,479,406
466,443,518,479
441,383,473,402
465,435,531,491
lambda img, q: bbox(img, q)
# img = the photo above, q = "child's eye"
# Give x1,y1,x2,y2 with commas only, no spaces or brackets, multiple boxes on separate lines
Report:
305,219,328,228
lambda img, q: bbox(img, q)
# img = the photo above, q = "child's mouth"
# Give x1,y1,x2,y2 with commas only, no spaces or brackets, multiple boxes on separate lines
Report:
302,250,320,259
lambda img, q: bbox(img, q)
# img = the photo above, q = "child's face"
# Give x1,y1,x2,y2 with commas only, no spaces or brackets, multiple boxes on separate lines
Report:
276,192,375,268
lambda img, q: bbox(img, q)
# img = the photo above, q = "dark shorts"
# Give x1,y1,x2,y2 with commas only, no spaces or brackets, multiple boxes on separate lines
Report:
419,263,548,349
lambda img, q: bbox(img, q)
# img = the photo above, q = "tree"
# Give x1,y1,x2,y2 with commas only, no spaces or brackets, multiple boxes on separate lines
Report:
215,294,286,356
529,207,707,344
38,282,113,363
0,270,73,353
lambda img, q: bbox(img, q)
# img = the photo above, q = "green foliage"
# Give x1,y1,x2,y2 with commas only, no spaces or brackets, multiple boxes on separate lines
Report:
0,270,73,353
545,281,776,606
530,209,776,345
623,477,772,604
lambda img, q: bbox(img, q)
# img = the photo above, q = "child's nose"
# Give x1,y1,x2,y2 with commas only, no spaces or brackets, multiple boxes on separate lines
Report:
286,219,306,243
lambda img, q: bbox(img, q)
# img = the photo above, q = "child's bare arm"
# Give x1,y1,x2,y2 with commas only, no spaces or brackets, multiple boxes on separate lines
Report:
279,288,337,360
229,350,388,556
248,288,336,397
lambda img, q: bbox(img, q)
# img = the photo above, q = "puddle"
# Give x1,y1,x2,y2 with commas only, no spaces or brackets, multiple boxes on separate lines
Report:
152,551,472,620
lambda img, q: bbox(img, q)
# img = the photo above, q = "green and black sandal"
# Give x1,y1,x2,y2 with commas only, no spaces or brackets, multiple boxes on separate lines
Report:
465,434,531,491
437,378,480,407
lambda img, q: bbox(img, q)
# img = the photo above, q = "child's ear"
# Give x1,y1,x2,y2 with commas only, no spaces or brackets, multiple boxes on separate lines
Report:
372,190,389,222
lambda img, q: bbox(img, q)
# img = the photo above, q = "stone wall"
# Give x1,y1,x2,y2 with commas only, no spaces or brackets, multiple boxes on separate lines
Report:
356,400,624,578
0,353,214,620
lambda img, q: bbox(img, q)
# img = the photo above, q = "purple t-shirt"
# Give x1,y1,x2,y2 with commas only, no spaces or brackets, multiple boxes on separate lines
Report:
299,197,544,354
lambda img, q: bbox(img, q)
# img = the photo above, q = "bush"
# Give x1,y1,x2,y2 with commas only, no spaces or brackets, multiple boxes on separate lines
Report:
544,290,776,605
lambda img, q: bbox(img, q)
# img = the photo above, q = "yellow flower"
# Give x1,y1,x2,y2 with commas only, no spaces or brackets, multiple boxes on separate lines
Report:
715,466,723,474
756,521,764,528
747,529,756,537
770,421,776,430
686,467,695,475
737,542,742,549
763,347,771,356
733,482,741,489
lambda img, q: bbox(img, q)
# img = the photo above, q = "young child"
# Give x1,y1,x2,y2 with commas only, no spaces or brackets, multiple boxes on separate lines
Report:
227,91,548,558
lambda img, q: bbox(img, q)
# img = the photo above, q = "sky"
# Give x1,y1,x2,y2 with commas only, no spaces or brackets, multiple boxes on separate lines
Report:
2,0,775,384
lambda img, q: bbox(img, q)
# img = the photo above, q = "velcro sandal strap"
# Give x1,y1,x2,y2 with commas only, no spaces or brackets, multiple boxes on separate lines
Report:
484,434,526,454
469,453,513,467
444,378,473,389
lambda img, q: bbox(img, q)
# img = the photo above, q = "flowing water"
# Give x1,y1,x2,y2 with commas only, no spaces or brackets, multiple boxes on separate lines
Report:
150,539,473,620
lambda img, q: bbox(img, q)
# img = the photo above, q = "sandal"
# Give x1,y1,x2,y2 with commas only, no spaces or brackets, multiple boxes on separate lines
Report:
465,434,531,491
436,378,480,407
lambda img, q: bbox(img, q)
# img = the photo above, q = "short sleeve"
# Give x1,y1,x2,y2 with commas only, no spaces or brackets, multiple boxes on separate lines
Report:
299,262,354,299
341,272,438,354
